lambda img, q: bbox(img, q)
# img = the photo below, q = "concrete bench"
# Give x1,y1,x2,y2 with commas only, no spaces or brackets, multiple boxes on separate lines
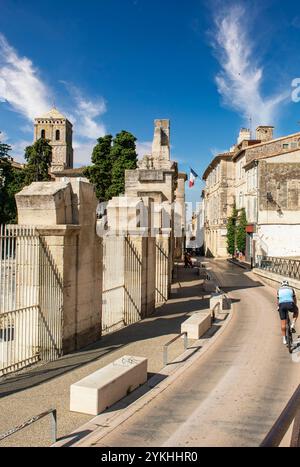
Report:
70,355,147,415
210,292,230,312
181,312,211,339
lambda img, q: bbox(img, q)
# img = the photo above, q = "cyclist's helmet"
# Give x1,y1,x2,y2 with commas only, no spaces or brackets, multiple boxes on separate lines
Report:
281,280,289,287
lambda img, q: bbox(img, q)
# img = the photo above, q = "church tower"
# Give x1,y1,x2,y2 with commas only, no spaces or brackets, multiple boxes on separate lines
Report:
34,107,73,172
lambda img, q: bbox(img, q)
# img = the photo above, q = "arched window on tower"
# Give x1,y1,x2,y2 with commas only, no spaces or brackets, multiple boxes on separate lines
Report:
55,129,60,141
41,129,46,139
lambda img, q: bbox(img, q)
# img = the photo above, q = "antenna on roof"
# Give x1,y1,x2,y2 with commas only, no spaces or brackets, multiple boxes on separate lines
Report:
249,115,253,138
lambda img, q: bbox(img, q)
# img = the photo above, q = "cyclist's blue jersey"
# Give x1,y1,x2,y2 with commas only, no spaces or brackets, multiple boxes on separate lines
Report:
277,286,295,304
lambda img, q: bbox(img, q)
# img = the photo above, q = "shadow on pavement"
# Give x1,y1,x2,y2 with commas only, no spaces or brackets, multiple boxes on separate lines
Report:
0,265,208,399
56,429,93,446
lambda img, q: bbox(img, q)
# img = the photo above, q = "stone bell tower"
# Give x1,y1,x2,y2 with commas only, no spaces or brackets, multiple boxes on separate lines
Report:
34,107,74,172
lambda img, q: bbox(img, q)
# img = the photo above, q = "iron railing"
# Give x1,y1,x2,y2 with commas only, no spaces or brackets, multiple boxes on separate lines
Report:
260,384,300,447
0,225,63,376
0,408,57,445
257,256,300,281
163,332,188,366
0,305,39,375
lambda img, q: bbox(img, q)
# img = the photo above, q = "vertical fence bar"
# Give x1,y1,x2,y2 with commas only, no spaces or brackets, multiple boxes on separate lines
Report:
51,409,57,444
0,225,63,376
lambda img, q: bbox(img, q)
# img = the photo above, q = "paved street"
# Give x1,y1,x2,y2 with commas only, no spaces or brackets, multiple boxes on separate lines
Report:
0,264,209,447
81,260,300,447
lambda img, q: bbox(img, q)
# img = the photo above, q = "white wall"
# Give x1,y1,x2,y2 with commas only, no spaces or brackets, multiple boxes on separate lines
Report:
257,224,300,257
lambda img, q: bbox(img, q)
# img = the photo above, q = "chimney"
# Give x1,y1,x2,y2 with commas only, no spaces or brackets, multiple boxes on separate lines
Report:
237,128,251,145
256,126,274,142
152,119,170,160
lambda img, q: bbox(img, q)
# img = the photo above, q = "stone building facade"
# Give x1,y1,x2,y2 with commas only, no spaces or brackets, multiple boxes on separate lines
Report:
202,125,300,261
34,107,74,172
202,153,235,257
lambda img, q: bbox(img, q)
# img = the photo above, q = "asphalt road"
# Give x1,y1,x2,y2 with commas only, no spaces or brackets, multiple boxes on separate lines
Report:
92,260,300,447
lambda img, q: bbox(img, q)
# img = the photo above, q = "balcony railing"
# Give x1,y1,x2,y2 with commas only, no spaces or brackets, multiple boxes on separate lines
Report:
257,256,300,281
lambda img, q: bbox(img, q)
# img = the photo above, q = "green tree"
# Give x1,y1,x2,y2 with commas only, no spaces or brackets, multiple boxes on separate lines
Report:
226,204,238,256
106,131,138,199
236,208,247,254
24,138,52,184
0,135,26,224
83,135,113,201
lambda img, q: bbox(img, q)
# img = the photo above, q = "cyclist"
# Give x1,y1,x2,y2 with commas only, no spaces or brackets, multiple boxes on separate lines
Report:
277,280,298,345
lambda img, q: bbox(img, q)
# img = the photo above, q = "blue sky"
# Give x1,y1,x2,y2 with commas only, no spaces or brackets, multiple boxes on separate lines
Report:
1,0,300,205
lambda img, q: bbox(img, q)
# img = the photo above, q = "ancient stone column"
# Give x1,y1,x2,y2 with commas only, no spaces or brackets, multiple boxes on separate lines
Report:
15,180,102,354
102,196,155,333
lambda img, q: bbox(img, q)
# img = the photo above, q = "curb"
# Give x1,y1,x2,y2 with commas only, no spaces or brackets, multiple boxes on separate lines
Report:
227,258,251,270
53,301,235,447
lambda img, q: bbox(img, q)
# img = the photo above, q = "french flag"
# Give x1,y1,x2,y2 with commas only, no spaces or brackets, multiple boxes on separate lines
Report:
189,168,198,188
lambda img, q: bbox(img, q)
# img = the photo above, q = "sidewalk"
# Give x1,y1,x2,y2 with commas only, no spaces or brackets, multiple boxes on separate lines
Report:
0,264,210,447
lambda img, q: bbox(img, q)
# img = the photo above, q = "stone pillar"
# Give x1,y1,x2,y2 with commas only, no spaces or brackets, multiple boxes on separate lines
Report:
15,180,102,354
124,119,179,304
174,172,187,260
102,196,156,332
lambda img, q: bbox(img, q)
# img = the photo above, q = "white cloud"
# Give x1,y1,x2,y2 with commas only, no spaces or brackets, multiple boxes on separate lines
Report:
136,141,152,159
212,5,289,128
0,33,51,121
0,130,8,142
62,83,107,140
0,34,108,168
73,140,94,167
11,139,33,162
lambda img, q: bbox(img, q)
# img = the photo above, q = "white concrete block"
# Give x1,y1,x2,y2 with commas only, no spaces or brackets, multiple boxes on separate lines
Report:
210,292,230,312
181,312,211,339
70,355,147,415
210,293,223,310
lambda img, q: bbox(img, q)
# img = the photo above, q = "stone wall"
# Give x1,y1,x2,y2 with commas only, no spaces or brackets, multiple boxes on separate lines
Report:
16,179,102,353
259,160,300,213
244,133,300,164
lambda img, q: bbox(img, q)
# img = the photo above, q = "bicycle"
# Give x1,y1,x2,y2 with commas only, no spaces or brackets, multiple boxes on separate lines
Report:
286,313,294,354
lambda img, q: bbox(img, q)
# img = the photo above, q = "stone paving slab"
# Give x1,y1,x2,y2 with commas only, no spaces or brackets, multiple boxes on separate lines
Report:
0,265,209,447
53,312,231,447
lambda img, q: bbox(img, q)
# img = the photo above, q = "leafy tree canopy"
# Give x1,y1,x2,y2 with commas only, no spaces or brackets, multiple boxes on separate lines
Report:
83,135,113,201
24,138,52,184
106,131,137,199
226,204,238,256
0,134,26,224
85,130,138,201
236,207,247,253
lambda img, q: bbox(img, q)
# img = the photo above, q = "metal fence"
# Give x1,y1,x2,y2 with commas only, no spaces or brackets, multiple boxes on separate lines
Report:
102,236,125,335
124,236,142,325
0,225,63,376
0,408,57,444
257,256,300,281
155,240,169,304
102,235,143,335
260,384,300,447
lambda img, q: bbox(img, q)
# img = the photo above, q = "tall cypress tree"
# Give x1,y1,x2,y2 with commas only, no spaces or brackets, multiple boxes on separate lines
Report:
236,208,247,254
106,131,138,199
226,204,238,256
0,134,26,224
24,138,52,184
83,135,113,202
